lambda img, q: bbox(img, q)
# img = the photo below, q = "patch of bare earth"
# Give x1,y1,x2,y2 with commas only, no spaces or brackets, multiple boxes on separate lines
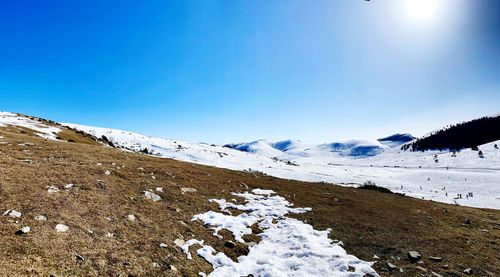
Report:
0,124,498,276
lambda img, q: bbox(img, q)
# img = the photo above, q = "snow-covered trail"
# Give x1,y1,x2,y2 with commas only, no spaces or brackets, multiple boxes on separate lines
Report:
183,189,379,277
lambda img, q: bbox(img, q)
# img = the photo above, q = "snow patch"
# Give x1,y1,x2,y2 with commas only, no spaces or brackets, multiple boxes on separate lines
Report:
185,189,378,276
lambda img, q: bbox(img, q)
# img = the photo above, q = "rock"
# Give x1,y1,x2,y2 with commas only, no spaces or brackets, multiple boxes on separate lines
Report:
224,241,236,248
441,264,449,269
387,262,398,271
64,183,74,189
35,215,47,221
156,187,163,192
373,255,379,259
463,268,472,275
142,191,161,202
408,251,422,263
159,243,168,248
55,224,69,232
415,266,427,272
4,209,22,218
15,226,30,235
465,218,471,224
431,272,443,277
104,170,111,175
429,256,443,262
167,264,177,272
46,185,60,193
152,262,160,268
127,214,136,221
75,254,85,261
151,175,156,180
181,187,197,193
123,261,131,266
106,232,113,238
246,241,257,247
173,239,185,248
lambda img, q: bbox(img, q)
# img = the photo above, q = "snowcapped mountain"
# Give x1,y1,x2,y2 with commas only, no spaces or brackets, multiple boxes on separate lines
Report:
225,135,413,159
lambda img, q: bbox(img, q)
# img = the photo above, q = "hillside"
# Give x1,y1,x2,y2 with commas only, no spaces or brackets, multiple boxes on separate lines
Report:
403,115,500,152
0,112,499,276
63,121,500,209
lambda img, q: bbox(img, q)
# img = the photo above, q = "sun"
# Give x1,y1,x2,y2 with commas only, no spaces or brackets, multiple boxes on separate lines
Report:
405,0,440,22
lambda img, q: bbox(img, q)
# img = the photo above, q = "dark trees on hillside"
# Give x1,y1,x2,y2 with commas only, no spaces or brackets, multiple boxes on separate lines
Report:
402,116,500,152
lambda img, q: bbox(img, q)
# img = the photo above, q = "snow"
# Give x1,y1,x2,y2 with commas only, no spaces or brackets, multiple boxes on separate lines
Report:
62,122,500,209
185,189,378,277
0,112,60,140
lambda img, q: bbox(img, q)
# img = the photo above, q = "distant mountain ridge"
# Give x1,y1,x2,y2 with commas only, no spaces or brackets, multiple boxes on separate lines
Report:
224,134,413,158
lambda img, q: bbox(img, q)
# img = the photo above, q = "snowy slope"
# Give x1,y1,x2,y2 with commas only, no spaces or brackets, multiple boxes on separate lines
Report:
62,122,500,209
0,111,60,140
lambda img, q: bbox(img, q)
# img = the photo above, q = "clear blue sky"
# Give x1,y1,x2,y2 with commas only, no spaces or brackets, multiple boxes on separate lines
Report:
1,0,499,144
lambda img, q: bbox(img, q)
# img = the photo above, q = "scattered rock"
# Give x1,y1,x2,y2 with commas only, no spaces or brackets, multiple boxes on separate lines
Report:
88,229,94,234
408,251,422,263
373,255,379,259
156,187,163,192
3,209,22,218
127,214,136,221
35,215,47,221
104,170,111,175
173,239,185,248
429,256,443,262
245,241,257,247
159,243,168,248
142,191,161,202
151,175,156,180
46,185,60,193
415,266,427,272
224,241,236,248
181,187,197,193
55,224,69,232
167,264,177,272
387,262,398,271
106,232,114,238
431,271,443,277
64,183,74,189
15,226,30,235
152,262,160,268
441,264,449,269
123,261,131,266
75,254,85,261
463,268,472,275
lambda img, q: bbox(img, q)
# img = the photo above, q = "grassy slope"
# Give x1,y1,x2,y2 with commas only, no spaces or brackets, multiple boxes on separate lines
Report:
0,123,498,276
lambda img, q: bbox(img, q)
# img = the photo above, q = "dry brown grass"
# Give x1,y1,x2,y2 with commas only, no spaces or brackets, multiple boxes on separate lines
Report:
0,123,498,276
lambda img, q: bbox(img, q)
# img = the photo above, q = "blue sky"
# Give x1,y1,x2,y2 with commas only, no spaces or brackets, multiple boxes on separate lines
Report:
1,0,499,144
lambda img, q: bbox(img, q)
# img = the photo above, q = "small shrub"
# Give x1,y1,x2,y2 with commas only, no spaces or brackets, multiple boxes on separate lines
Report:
359,181,393,194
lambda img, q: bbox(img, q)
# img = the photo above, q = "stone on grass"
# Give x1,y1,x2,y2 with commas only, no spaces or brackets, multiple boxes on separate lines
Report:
168,264,177,272
429,256,442,262
387,262,397,271
464,268,472,275
3,210,21,218
15,226,30,235
156,187,163,192
181,187,197,193
127,214,136,221
173,239,185,248
104,170,111,175
159,243,168,248
75,254,85,261
431,272,443,277
35,215,47,221
408,251,422,263
415,266,427,272
47,185,60,193
56,224,69,232
64,183,74,189
142,191,161,202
